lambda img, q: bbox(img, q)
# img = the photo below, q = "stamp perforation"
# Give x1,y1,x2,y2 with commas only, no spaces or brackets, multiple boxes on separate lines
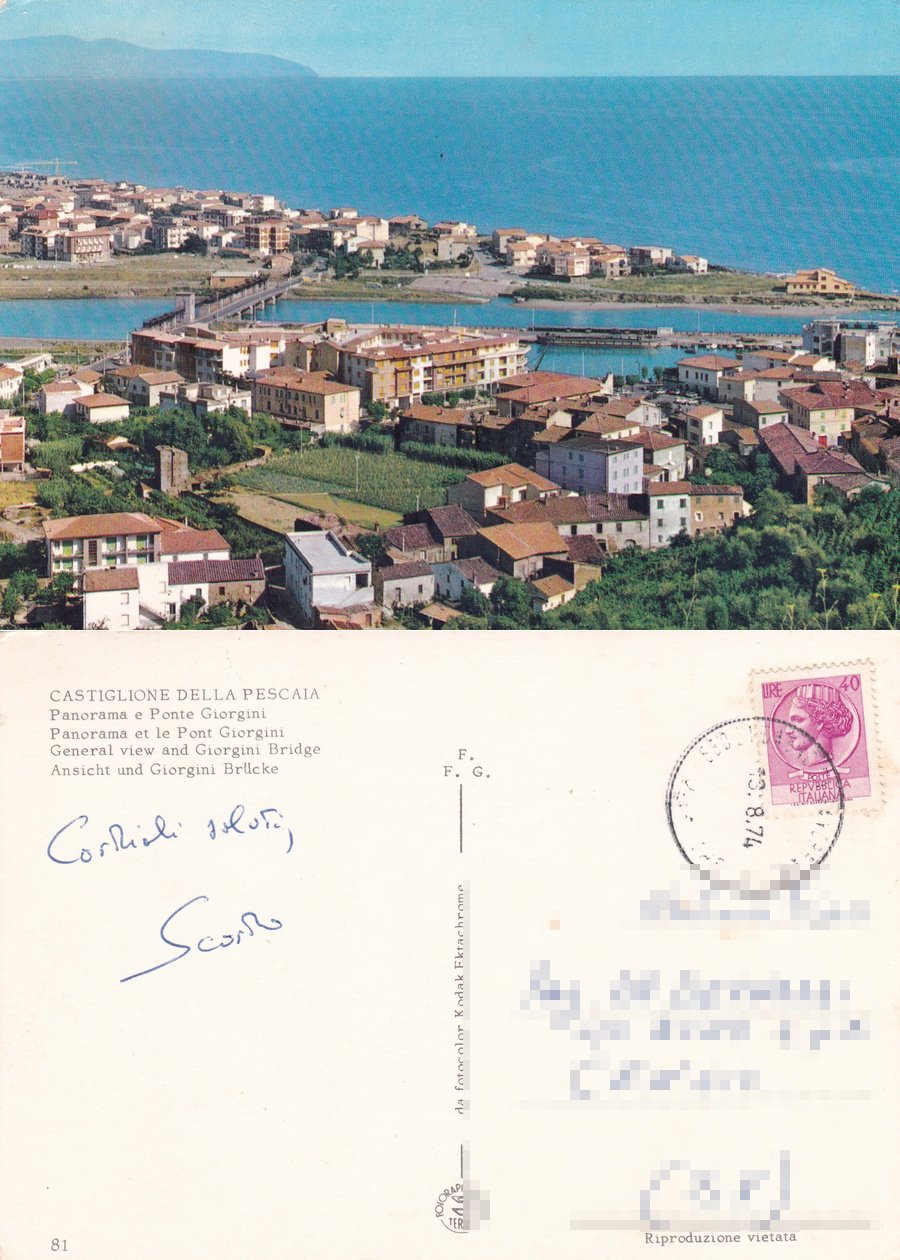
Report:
748,658,883,818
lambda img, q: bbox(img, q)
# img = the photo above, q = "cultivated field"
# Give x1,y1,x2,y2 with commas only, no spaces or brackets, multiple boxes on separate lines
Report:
238,447,466,515
225,486,401,534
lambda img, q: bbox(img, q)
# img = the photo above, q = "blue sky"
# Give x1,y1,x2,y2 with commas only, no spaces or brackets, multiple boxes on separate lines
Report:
0,0,897,76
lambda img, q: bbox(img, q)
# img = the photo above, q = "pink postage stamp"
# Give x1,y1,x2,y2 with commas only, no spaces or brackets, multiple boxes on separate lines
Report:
757,667,877,808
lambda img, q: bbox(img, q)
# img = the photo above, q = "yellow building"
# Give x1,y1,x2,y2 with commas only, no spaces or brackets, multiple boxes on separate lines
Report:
784,268,856,296
252,368,360,433
313,328,528,408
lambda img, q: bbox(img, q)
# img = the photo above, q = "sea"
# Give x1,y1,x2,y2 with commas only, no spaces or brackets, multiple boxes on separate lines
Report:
0,74,897,372
1,76,897,285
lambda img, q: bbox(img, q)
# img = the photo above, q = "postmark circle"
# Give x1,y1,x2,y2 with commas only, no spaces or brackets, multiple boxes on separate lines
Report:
665,716,844,896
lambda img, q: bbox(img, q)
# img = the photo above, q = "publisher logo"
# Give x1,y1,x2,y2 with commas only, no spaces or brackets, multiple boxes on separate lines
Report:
435,1182,467,1233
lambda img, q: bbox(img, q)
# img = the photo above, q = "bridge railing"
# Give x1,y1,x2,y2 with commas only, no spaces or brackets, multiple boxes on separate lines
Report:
142,275,299,330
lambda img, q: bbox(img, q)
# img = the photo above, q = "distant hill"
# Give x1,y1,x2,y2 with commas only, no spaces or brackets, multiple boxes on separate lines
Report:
0,35,316,78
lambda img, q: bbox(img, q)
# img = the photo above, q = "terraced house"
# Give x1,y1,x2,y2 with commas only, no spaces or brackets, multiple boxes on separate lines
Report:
312,327,528,408
43,512,164,577
252,368,360,433
43,513,230,578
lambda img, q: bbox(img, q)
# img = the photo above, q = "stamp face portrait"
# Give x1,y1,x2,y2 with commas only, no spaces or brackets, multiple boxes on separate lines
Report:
760,673,872,806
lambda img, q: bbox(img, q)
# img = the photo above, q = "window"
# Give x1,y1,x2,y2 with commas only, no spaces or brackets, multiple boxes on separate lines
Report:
680,517,687,528
120,593,129,605
679,498,687,509
656,499,664,509
616,522,623,533
695,512,703,522
657,518,663,528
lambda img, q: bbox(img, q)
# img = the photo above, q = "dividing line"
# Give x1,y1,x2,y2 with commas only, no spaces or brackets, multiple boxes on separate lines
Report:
459,782,464,853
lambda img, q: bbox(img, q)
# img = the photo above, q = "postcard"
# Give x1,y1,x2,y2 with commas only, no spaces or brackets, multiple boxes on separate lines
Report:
1,629,897,1258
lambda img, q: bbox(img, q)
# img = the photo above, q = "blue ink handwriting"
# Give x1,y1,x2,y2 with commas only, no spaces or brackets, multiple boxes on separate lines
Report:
120,894,284,983
47,805,295,866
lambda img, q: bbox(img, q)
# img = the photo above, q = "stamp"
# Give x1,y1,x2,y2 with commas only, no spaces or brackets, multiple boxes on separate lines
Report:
666,717,844,896
752,662,882,815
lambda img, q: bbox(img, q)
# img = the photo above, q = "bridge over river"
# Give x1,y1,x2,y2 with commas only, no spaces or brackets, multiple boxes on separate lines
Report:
141,274,303,333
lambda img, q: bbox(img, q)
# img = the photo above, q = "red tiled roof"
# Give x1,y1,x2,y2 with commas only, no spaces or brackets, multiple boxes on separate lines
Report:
533,424,572,444
565,534,604,563
384,523,437,552
376,560,434,580
758,422,864,478
466,462,558,491
42,380,84,393
452,557,500,585
83,568,139,593
584,492,647,522
424,504,479,538
499,373,607,405
76,392,129,409
575,414,636,437
530,573,575,598
488,499,551,525
168,557,264,585
159,527,230,555
478,522,568,560
44,512,161,541
742,400,789,415
781,388,853,413
254,368,356,396
601,397,642,418
634,427,684,451
678,355,740,370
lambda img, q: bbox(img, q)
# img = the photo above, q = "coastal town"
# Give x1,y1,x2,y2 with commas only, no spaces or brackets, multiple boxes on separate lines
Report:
1,168,899,631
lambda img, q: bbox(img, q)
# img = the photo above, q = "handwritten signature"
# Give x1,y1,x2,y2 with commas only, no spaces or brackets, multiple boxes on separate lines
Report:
47,805,295,866
120,894,284,983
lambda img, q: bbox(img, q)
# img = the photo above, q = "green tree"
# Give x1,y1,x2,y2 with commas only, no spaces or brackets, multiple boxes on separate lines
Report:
753,488,793,527
2,583,22,623
459,585,490,618
178,596,204,626
489,576,532,627
204,602,238,627
179,233,208,256
353,533,387,563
